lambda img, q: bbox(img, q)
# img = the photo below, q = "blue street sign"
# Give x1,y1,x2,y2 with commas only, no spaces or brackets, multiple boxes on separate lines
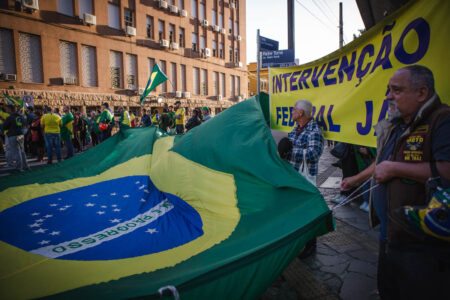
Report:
261,49,295,68
259,36,279,51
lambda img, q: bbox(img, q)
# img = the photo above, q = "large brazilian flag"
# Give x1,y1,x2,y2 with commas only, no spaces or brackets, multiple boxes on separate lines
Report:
0,97,333,299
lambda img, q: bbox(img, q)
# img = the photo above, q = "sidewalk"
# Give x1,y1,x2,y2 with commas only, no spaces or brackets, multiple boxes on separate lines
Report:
263,146,380,300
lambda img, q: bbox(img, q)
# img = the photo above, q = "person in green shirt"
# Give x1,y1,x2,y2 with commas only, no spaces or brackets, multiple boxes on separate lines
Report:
99,102,114,142
61,106,74,159
118,106,131,130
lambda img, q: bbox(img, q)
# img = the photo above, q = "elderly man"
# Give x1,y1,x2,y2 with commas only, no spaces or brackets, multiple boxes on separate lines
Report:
341,65,450,299
288,99,324,185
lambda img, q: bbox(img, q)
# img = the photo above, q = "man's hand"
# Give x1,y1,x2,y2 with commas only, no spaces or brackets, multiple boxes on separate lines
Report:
374,161,396,183
341,176,359,191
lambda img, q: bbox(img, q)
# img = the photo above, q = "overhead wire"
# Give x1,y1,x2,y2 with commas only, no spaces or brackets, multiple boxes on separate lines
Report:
295,0,336,33
320,0,339,22
312,0,337,28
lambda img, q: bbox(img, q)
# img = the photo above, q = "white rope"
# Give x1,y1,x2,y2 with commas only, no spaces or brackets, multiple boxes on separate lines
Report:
332,178,379,210
158,285,180,300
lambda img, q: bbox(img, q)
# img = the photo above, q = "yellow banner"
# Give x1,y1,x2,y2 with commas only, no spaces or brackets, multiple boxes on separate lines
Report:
269,0,450,147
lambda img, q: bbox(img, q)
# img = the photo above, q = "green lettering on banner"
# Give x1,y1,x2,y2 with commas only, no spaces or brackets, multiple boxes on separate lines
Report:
134,218,146,224
126,222,137,228
106,230,119,236
117,226,129,231
94,233,108,240
143,215,153,220
52,246,66,253
68,242,82,249
82,238,96,244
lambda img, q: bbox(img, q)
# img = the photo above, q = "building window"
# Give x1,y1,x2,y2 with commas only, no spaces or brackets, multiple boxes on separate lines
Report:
110,50,123,88
19,33,43,83
228,17,233,34
220,72,225,97
178,0,184,10
191,33,198,52
180,64,186,92
170,62,177,92
124,8,134,27
0,28,16,75
58,0,74,16
126,54,137,90
200,35,205,50
108,1,120,30
60,41,78,83
192,67,199,95
200,69,207,96
199,1,206,20
146,16,154,39
234,20,239,36
160,60,167,92
236,76,241,96
212,10,217,26
229,46,233,62
148,57,155,90
230,75,235,97
212,40,217,57
235,48,239,63
219,13,224,28
158,20,165,40
79,0,93,17
179,27,185,47
81,45,97,87
219,42,224,59
169,24,176,43
213,71,219,96
191,0,198,18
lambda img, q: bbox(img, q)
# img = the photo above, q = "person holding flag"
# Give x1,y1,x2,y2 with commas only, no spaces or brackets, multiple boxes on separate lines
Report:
99,102,114,142
2,105,29,172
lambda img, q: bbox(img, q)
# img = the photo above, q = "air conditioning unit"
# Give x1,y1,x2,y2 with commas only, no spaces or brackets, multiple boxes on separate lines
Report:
237,35,242,41
179,9,188,17
203,48,211,57
83,13,96,25
220,28,226,34
160,39,170,48
217,95,223,101
5,74,17,81
213,25,220,32
169,5,178,14
21,0,39,10
171,42,179,50
183,91,191,98
237,61,243,68
125,26,136,36
201,19,209,27
236,95,243,101
230,1,236,9
63,77,77,85
159,0,168,9
175,91,182,98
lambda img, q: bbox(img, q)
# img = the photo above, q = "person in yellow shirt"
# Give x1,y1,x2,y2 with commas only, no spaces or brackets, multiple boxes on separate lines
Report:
174,101,185,134
41,106,62,164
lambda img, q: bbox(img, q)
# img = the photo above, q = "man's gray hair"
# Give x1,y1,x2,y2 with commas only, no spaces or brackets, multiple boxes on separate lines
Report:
294,100,313,117
401,65,435,96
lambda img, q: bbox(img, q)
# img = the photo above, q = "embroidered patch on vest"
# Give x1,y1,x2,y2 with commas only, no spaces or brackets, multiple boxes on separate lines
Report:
411,124,429,134
403,134,425,161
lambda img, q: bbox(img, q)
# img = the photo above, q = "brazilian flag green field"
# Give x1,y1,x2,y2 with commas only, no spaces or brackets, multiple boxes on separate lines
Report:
0,97,333,299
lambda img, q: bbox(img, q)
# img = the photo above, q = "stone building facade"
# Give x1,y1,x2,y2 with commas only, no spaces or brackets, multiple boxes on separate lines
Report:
0,0,247,116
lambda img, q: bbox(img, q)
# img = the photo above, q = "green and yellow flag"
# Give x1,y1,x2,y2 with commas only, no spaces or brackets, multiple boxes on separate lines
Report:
0,98,332,299
140,64,168,105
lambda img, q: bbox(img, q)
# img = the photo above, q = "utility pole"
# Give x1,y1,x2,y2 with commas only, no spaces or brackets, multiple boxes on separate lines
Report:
339,2,344,48
288,0,295,54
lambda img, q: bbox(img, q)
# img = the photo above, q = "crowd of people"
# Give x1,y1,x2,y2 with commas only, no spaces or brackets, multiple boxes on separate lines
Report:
0,99,214,172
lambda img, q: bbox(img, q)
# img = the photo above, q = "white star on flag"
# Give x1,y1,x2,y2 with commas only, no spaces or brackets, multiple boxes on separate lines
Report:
111,204,118,207
110,218,121,223
33,228,47,234
146,228,158,234
110,192,117,196
64,205,72,208
35,218,44,223
140,198,146,202
144,189,149,193
49,203,58,207
49,231,60,236
44,214,53,218
123,195,130,198
91,194,98,197
29,223,41,228
101,205,107,208
85,203,95,207
113,208,121,212
59,207,67,211
135,181,140,184
31,212,40,216
57,198,62,200
97,211,105,215
138,185,146,190
39,240,50,245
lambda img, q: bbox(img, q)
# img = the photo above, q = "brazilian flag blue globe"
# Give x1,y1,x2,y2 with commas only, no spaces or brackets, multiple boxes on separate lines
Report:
0,96,333,299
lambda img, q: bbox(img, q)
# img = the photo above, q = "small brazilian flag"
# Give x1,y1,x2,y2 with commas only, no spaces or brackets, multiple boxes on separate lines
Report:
140,64,168,105
0,97,333,299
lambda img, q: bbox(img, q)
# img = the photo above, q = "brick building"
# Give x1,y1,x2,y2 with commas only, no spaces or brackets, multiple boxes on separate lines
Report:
0,0,247,116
